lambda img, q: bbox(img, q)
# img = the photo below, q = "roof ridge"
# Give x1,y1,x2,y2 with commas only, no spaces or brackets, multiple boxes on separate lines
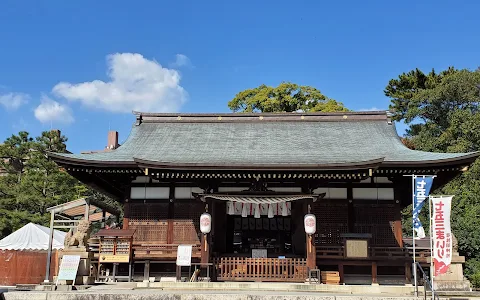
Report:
133,110,391,124
133,110,389,117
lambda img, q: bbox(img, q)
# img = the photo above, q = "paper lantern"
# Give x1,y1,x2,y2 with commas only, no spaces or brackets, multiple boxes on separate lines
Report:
304,214,316,235
200,213,212,234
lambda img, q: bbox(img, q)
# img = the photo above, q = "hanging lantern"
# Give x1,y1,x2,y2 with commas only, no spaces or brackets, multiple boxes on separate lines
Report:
304,214,316,235
200,213,212,234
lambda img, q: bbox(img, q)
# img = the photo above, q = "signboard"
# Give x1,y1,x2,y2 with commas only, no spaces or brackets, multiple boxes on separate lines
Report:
176,245,192,266
432,196,453,276
252,249,267,258
56,255,80,282
100,254,130,263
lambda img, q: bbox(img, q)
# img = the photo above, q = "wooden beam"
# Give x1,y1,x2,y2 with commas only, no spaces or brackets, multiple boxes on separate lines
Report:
201,233,209,266
393,186,404,247
338,263,344,284
123,201,130,230
405,262,412,285
167,183,175,244
347,184,354,233
306,234,316,270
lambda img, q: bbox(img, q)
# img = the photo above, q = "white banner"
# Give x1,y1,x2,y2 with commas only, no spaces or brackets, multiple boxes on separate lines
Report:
431,196,453,276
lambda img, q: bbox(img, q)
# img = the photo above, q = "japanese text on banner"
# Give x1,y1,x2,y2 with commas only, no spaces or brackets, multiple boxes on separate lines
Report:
431,196,453,277
413,176,434,239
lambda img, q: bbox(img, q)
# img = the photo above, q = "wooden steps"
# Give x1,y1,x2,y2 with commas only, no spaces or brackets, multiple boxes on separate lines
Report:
321,271,340,285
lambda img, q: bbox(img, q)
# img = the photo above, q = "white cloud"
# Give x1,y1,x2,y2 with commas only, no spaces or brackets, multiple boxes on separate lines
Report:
359,107,384,111
0,92,30,110
171,54,192,68
34,95,74,124
52,53,188,113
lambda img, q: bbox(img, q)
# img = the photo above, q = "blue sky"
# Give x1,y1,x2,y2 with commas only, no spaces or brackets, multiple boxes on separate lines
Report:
0,0,479,153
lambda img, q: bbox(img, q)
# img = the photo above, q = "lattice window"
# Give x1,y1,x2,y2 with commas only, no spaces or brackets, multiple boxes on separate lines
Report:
173,201,204,244
129,224,168,244
129,203,169,222
312,200,348,245
353,203,396,246
317,225,349,245
129,203,169,243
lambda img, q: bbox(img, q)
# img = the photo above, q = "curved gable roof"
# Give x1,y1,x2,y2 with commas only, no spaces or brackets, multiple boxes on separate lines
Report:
49,111,479,170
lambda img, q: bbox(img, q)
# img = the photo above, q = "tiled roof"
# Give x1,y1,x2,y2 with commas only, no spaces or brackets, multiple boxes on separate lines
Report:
49,111,479,169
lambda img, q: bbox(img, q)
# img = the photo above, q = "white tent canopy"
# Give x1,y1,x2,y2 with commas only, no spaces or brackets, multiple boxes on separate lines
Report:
0,222,66,250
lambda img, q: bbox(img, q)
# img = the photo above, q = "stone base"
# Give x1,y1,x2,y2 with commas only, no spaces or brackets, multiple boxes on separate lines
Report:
434,280,471,291
55,276,95,286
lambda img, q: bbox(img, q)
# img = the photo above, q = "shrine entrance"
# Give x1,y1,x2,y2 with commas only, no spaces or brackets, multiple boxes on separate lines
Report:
196,192,323,282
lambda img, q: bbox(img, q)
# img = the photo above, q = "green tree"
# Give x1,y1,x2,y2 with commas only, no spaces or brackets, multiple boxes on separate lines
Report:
228,82,349,113
385,67,480,285
0,131,88,238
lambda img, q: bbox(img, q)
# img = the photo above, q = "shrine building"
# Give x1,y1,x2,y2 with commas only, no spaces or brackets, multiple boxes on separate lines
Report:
49,111,479,284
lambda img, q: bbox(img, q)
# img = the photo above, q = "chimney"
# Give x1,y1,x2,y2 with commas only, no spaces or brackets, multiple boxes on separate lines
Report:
107,131,119,150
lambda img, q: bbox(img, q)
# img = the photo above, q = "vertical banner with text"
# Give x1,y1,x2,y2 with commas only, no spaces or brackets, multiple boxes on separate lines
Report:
413,175,435,239
431,196,453,276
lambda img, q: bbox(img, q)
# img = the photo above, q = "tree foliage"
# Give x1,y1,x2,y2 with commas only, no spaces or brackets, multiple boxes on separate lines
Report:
386,67,480,285
0,131,118,239
228,82,349,113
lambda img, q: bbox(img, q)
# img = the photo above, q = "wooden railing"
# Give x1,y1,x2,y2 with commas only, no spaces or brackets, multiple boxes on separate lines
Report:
316,245,409,260
215,257,307,282
371,247,407,258
133,244,201,259
316,245,344,258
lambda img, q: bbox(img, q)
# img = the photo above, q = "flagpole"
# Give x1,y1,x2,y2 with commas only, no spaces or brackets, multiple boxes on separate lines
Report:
429,195,435,300
412,174,418,297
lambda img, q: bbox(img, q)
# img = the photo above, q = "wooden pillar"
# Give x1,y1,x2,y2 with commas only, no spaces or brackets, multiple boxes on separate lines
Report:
372,262,378,284
338,263,344,284
167,183,175,244
101,210,107,228
347,184,354,233
306,233,316,270
393,180,404,247
176,265,181,281
201,233,209,265
123,201,130,229
393,201,403,247
144,260,150,281
405,262,412,285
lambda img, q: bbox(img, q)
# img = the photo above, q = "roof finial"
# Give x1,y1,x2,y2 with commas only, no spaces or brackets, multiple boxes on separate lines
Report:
135,114,143,126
